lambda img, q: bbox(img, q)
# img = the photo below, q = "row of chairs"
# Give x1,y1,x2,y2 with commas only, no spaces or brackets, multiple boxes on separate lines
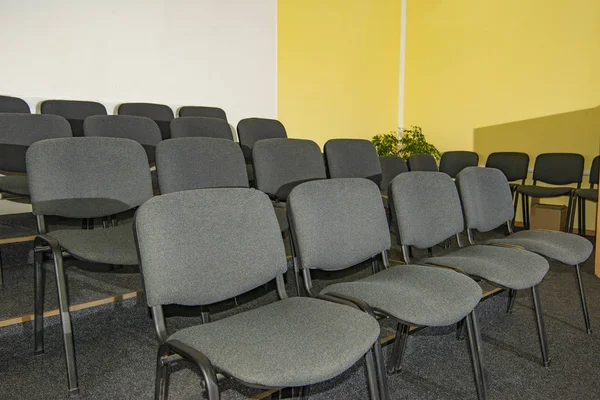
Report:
24,133,593,399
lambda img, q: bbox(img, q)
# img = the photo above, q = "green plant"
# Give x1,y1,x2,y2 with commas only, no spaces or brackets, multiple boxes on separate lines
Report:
398,126,441,161
371,131,400,157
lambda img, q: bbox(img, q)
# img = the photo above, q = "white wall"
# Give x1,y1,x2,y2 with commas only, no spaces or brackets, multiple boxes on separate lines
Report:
0,0,278,124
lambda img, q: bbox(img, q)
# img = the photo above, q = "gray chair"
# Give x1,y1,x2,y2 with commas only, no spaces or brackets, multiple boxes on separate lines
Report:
287,178,486,399
485,152,530,223
170,117,233,140
134,188,385,400
439,151,479,178
517,153,584,232
0,95,30,113
178,105,227,120
573,155,599,235
458,167,594,334
155,137,248,194
41,100,107,137
390,171,551,367
380,156,408,194
324,139,382,188
28,137,153,394
118,102,174,140
406,153,438,171
237,117,287,163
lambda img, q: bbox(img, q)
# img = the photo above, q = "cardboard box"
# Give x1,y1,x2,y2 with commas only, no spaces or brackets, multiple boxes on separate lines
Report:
529,201,567,232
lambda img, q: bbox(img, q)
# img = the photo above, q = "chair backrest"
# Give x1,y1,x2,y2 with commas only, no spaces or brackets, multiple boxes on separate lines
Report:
41,100,107,137
0,114,72,172
324,139,382,187
170,117,233,140
135,188,287,307
532,153,584,185
589,156,600,186
439,151,479,178
156,137,248,194
237,118,287,161
178,106,227,121
407,154,438,171
288,178,390,271
84,115,162,163
118,103,174,140
253,138,326,201
379,156,408,191
485,152,529,183
390,171,464,248
0,95,30,113
455,167,514,232
27,137,153,219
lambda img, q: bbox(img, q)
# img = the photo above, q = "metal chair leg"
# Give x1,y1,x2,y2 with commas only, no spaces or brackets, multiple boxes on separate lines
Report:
0,247,4,287
581,198,587,236
567,192,576,233
388,323,410,374
34,247,45,355
372,338,389,400
364,350,380,400
298,385,310,400
506,289,517,314
512,188,519,228
531,286,550,368
465,311,487,400
575,264,592,334
155,344,171,400
456,319,466,340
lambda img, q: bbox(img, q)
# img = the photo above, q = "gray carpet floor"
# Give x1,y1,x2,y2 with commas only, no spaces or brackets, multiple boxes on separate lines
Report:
0,214,599,399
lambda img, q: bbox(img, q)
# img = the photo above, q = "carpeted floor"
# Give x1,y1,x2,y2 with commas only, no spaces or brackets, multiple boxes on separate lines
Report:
0,214,599,399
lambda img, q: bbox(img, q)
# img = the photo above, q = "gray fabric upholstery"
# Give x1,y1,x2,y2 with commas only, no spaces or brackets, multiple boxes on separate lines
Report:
178,106,227,121
322,264,481,326
49,224,138,265
27,137,153,218
0,114,72,173
407,154,438,172
576,188,598,202
485,152,529,182
155,137,248,194
274,204,289,232
379,156,408,191
0,95,30,113
168,296,379,387
237,118,287,161
425,245,549,290
324,139,382,186
170,117,233,140
253,138,326,201
41,100,107,120
390,172,464,248
532,153,584,185
0,175,29,196
516,185,572,197
84,115,161,147
288,178,390,271
439,151,479,179
488,230,593,266
135,188,287,307
118,103,174,140
456,167,514,232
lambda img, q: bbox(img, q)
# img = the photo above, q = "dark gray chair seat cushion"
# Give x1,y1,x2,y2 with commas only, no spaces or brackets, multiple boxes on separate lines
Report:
321,265,481,327
0,175,29,196
488,230,593,266
425,245,549,290
168,296,379,388
516,185,572,197
576,188,598,202
49,224,138,265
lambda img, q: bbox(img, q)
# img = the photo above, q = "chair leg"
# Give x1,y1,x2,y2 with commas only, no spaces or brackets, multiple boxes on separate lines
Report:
34,248,45,355
575,264,592,334
506,289,517,314
0,247,4,287
531,286,550,368
388,323,410,374
372,338,389,400
567,192,576,233
297,385,310,400
581,198,587,236
364,350,381,400
521,194,529,230
155,344,171,400
512,189,519,228
465,311,487,400
456,319,466,340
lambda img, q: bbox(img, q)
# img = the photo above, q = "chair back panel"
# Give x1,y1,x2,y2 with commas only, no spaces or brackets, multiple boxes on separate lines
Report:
379,156,408,191
237,118,287,161
170,117,233,140
135,188,287,307
407,154,438,172
178,106,227,121
324,139,382,186
532,153,584,185
0,95,30,113
590,156,600,186
118,103,174,140
439,151,479,178
485,152,529,182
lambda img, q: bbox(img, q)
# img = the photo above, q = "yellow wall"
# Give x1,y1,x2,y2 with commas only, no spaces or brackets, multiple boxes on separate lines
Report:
403,0,600,153
278,0,401,148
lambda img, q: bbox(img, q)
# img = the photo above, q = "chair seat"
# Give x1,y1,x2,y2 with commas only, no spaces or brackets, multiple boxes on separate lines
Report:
168,297,379,388
321,265,482,327
488,230,593,266
0,175,29,196
516,185,572,198
576,188,598,202
48,223,138,265
425,245,549,290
